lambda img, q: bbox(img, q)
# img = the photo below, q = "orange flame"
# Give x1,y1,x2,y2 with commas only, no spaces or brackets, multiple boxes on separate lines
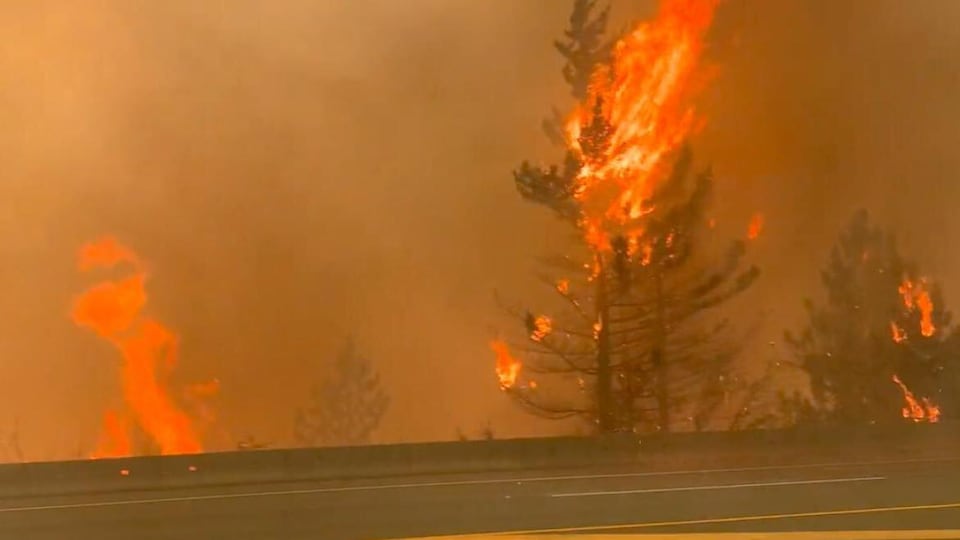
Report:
891,374,940,423
747,213,764,240
91,410,131,459
565,0,719,250
556,279,570,295
490,339,521,390
530,315,553,342
73,237,205,457
898,278,935,337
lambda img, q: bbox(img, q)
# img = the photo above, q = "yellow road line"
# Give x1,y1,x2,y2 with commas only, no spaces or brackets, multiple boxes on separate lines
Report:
409,533,960,539
397,501,960,539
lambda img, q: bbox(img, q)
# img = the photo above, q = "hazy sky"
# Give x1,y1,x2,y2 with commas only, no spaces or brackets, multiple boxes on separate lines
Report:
1,0,960,460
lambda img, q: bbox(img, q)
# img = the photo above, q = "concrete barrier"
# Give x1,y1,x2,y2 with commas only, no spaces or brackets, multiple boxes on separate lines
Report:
0,422,956,499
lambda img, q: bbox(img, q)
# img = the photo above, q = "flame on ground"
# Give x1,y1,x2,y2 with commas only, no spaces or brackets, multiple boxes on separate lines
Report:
891,374,940,423
93,410,131,459
898,278,935,337
490,339,521,390
565,0,719,251
73,237,208,458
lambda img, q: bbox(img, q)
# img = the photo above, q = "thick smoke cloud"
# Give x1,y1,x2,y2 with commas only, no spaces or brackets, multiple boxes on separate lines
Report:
0,1,958,459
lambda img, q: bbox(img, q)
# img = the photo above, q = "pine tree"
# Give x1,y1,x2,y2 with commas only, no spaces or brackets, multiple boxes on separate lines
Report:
500,0,758,434
505,146,757,433
785,209,960,424
294,339,390,447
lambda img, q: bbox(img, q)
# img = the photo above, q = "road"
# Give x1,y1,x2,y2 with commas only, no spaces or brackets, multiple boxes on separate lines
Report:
0,457,958,539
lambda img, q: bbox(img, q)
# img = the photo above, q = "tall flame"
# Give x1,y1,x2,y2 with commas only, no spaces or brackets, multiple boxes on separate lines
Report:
492,0,719,387
490,339,521,390
73,237,205,457
93,410,132,459
898,278,935,337
566,0,719,250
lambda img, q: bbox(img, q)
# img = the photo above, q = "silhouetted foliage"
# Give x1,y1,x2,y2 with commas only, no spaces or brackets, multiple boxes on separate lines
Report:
294,339,389,447
784,209,960,424
540,0,616,146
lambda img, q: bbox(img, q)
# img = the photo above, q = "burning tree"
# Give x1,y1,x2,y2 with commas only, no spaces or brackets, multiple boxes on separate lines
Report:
784,209,960,425
493,0,759,434
294,338,389,447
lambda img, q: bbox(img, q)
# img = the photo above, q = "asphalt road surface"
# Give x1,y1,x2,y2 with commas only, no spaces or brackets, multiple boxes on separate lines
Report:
0,457,959,539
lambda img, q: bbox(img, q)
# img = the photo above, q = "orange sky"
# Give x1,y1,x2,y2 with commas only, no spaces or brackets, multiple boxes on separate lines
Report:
1,1,960,460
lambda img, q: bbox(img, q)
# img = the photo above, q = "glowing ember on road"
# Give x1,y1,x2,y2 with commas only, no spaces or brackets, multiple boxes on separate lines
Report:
73,237,209,457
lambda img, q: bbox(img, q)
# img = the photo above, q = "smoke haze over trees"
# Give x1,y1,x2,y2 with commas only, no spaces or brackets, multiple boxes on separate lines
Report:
294,339,389,447
2,1,960,459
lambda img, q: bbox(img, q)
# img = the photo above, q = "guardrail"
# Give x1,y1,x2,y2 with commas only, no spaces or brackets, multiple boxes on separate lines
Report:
0,422,956,499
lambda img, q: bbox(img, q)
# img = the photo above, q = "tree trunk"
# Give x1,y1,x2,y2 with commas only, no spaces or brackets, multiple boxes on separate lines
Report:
596,261,615,432
654,270,670,432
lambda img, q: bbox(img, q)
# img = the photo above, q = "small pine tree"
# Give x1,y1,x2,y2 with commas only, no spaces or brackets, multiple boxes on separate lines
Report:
294,339,390,447
785,209,960,424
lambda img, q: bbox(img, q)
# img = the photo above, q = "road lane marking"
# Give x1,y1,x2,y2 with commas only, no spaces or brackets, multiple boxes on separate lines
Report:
391,531,960,539
447,501,960,536
0,456,952,514
549,475,885,497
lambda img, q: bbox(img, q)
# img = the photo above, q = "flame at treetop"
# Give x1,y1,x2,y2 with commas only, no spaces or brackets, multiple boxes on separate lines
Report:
530,315,553,342
891,374,940,423
898,278,935,337
72,237,210,458
490,0,720,387
566,0,720,251
490,339,521,390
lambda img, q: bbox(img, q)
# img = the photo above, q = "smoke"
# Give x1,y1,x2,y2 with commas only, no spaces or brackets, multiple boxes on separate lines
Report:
1,1,959,459
697,0,960,345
